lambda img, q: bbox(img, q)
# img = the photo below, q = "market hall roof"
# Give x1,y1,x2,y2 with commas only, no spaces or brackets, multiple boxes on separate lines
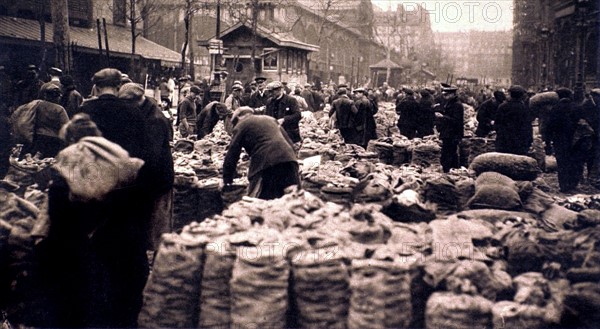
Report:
0,16,181,63
201,21,320,52
369,58,402,69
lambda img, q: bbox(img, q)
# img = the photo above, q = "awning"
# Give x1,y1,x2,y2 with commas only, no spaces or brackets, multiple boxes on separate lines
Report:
0,16,181,63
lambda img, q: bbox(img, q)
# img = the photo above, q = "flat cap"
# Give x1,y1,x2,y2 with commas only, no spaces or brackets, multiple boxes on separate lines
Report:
92,68,122,87
304,83,312,88
40,82,62,93
255,76,267,82
189,86,202,94
403,87,414,95
118,82,145,100
121,73,133,84
353,87,366,93
231,106,254,126
338,84,348,89
231,83,243,91
266,81,283,91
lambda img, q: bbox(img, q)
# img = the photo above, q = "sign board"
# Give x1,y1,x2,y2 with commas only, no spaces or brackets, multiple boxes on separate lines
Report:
208,38,223,55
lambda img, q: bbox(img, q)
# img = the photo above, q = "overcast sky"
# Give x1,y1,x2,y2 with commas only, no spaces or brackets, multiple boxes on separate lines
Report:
371,0,514,32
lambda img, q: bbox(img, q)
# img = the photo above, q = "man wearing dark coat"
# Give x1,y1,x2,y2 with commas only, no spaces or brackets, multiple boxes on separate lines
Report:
494,86,533,155
546,88,587,192
223,107,300,200
396,88,420,139
248,76,269,111
119,82,175,251
196,101,229,138
435,85,464,172
330,88,359,144
76,68,151,327
475,90,506,137
416,89,436,138
354,87,378,147
59,75,83,118
14,64,44,107
175,85,200,137
265,81,302,143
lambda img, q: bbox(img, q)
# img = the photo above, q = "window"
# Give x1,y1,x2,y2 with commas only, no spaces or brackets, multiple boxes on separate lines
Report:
263,52,278,71
113,0,126,26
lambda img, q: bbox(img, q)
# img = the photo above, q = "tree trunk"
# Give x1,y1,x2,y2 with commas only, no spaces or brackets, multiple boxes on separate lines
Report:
188,10,195,79
50,0,70,71
250,0,259,74
129,0,138,54
181,7,190,73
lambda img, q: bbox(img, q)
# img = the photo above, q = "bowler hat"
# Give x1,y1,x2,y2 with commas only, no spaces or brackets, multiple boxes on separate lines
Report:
92,68,122,87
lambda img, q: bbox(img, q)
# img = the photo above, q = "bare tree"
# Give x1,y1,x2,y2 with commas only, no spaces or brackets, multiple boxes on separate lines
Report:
372,8,403,83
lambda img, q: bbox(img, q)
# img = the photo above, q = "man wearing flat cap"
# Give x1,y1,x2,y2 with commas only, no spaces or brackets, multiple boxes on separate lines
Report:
265,81,302,146
79,68,152,326
176,85,201,137
494,85,533,155
14,64,44,107
223,107,300,200
248,76,269,111
435,85,463,172
396,87,419,139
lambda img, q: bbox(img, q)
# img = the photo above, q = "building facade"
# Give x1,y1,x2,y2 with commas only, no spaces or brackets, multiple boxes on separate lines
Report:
0,0,181,93
146,0,389,88
512,0,599,89
434,30,512,86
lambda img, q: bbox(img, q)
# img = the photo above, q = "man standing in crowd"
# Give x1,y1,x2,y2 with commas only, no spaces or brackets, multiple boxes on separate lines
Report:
265,81,302,145
292,87,309,111
494,85,533,155
78,68,150,327
475,89,506,137
435,84,464,173
330,87,359,144
118,82,175,253
59,75,83,118
416,88,436,138
354,87,377,147
159,77,173,110
546,87,588,193
14,64,44,107
12,82,69,159
396,87,420,139
176,85,201,137
48,67,63,87
223,107,300,200
248,76,269,111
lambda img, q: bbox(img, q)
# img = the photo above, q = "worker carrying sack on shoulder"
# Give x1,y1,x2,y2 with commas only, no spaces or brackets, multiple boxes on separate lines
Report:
10,100,42,144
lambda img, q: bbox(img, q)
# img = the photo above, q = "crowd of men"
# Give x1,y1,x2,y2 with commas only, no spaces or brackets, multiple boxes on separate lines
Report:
1,62,600,327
